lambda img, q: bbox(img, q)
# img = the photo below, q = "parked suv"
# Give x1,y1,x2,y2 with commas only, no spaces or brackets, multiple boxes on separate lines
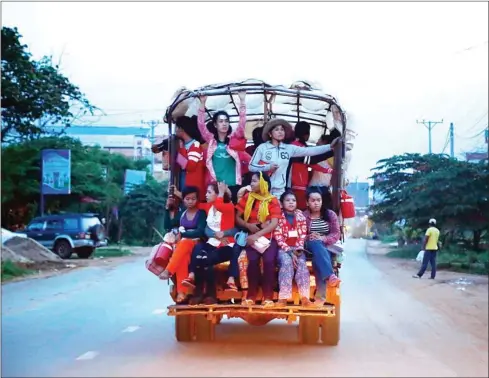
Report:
17,213,107,259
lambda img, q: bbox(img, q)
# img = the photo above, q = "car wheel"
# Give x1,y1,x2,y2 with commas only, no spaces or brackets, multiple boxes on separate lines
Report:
76,247,95,259
90,224,105,242
54,239,73,259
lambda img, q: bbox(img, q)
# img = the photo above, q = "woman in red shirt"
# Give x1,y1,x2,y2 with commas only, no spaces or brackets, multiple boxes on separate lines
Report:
235,172,282,307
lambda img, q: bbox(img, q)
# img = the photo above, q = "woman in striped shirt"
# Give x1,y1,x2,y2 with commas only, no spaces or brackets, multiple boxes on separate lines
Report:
303,188,341,305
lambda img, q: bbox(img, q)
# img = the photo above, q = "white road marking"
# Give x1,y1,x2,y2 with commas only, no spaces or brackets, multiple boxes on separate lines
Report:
76,351,99,361
152,309,165,315
122,326,141,333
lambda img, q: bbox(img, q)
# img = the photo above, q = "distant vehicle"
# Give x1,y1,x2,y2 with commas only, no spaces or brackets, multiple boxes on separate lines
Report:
16,213,107,259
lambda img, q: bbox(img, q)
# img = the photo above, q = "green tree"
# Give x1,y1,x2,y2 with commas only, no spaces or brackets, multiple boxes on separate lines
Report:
1,26,97,142
0,136,151,229
370,153,488,249
119,180,168,245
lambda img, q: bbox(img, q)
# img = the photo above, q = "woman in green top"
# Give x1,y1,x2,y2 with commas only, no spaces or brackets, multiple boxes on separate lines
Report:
159,186,206,303
198,92,247,202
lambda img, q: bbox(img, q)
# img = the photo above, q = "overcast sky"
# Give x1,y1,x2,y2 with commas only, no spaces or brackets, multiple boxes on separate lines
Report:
3,1,488,181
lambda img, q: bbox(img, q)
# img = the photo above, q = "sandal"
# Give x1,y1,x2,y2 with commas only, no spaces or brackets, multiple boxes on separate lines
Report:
327,274,341,288
275,299,288,308
181,277,196,289
312,299,325,308
262,300,274,308
241,299,255,306
224,281,238,292
300,297,313,307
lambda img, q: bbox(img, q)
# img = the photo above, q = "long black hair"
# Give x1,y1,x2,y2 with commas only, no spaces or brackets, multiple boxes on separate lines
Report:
306,187,332,222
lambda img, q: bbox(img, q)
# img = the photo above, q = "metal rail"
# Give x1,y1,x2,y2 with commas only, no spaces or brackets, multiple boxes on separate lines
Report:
167,303,336,318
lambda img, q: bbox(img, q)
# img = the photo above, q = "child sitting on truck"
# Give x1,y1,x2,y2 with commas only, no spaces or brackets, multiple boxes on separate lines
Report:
273,191,312,307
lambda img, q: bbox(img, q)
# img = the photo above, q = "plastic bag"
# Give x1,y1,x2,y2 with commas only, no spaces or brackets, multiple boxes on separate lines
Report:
416,250,425,262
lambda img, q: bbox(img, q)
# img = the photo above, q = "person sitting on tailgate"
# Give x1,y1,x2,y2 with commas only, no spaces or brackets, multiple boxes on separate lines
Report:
303,188,341,307
175,116,206,201
181,182,240,305
159,186,207,303
274,190,311,307
198,92,247,202
235,172,282,307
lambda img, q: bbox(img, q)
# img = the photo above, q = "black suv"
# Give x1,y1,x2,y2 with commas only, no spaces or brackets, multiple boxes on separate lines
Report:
17,213,107,259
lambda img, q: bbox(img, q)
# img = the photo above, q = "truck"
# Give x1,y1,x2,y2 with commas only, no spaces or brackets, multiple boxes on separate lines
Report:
152,79,355,345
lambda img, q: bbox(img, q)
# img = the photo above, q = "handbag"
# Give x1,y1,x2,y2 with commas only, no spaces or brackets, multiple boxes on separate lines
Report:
252,236,271,254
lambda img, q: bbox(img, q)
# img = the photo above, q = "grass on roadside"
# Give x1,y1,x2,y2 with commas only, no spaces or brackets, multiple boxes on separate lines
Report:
93,247,133,258
1,260,34,281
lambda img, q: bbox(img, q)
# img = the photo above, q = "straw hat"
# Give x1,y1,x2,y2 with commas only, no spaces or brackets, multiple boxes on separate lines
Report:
262,119,294,142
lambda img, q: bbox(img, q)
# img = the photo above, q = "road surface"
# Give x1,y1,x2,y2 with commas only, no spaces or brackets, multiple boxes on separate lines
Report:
2,239,487,377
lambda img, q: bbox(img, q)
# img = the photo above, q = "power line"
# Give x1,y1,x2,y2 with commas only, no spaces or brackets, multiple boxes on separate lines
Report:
141,119,162,176
417,119,444,154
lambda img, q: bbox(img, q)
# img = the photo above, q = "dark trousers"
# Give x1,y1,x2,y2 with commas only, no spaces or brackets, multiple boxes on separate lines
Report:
228,185,240,204
246,239,278,301
190,242,240,297
417,250,437,279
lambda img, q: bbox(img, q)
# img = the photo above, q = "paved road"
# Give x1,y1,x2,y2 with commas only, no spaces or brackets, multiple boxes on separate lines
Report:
2,239,487,377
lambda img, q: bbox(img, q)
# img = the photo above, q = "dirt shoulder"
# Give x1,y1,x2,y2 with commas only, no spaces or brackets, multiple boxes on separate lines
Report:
366,240,489,351
2,246,152,284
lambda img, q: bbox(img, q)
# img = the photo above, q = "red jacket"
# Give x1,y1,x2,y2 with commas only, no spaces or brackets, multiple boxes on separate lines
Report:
176,140,206,201
273,210,308,251
288,140,310,191
200,198,236,245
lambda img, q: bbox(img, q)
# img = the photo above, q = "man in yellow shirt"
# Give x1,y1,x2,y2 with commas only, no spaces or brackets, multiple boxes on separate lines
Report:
413,218,440,279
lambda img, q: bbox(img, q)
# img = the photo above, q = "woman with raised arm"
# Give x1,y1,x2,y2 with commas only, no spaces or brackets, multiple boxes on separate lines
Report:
303,188,341,306
235,172,282,307
198,92,247,202
248,119,339,198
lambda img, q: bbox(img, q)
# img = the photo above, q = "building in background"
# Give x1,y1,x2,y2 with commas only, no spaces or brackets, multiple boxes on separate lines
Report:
49,125,169,181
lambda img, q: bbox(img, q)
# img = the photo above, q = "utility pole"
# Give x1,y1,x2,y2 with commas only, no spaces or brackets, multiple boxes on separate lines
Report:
417,119,444,154
141,120,161,176
449,122,455,158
